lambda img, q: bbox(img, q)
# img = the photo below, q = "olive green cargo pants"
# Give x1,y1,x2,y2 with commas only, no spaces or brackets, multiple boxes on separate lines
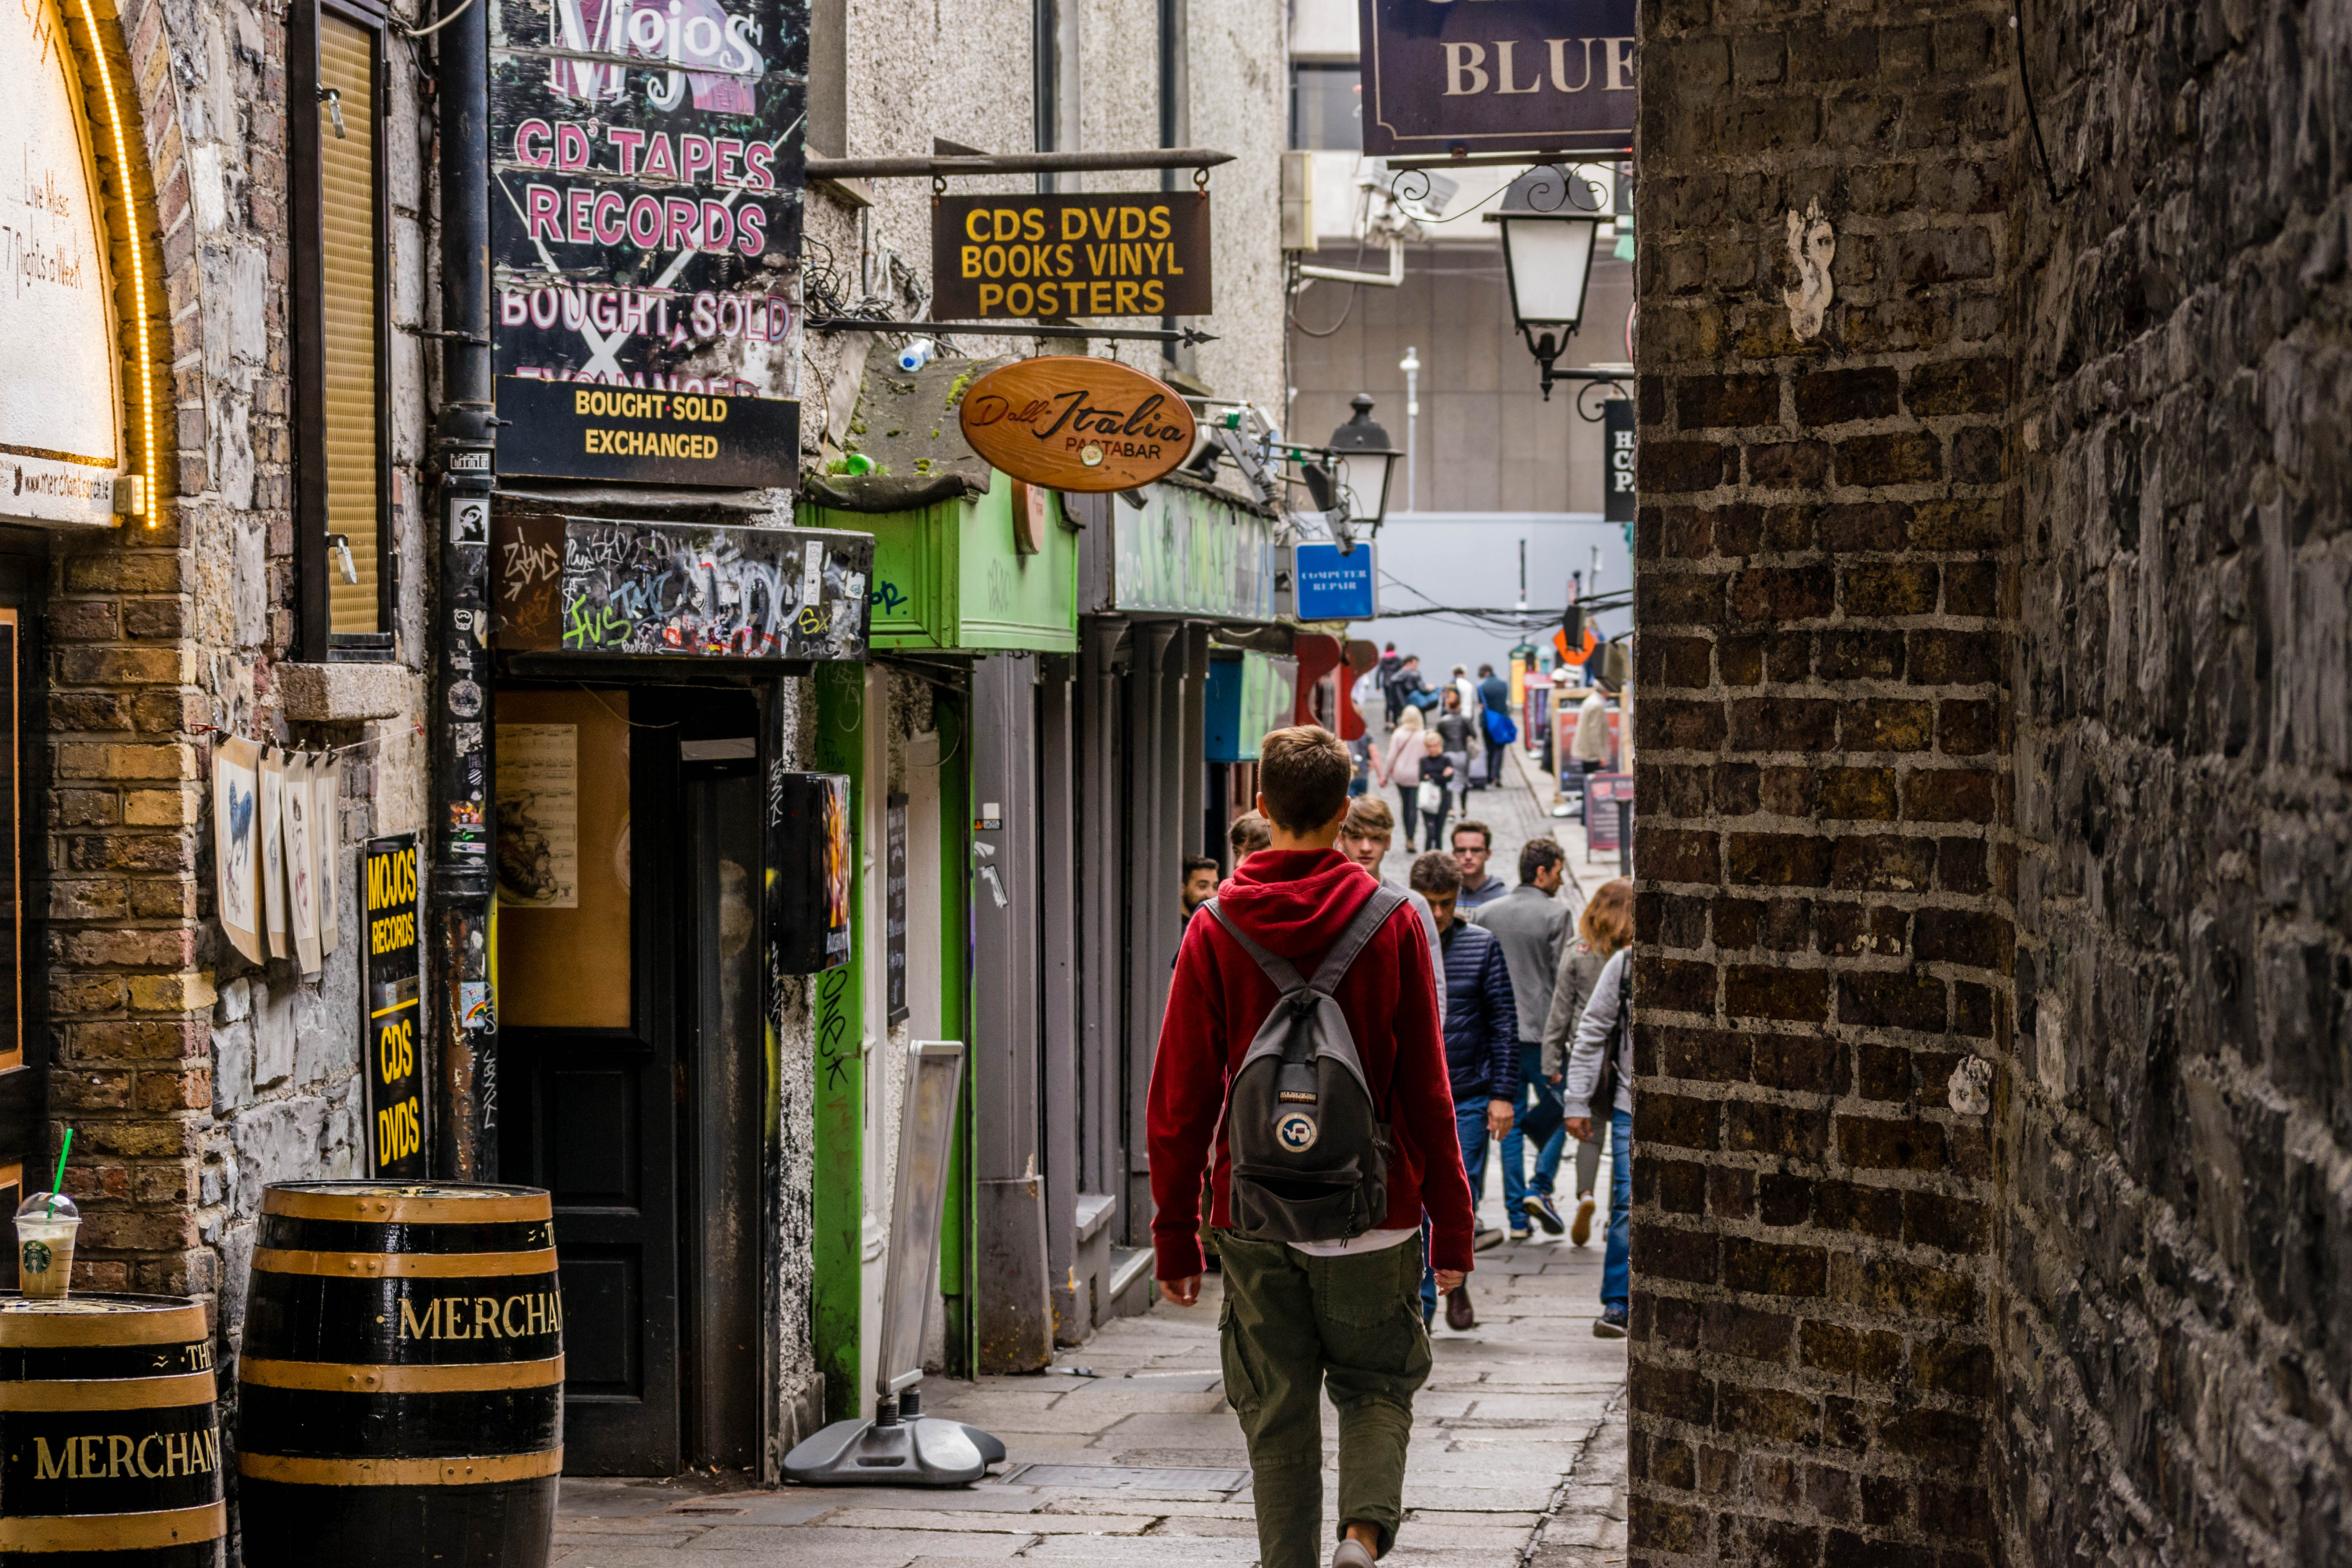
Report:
1214,1230,1433,1568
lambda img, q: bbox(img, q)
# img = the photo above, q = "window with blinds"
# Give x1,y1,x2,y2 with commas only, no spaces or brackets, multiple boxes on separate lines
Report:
317,14,382,637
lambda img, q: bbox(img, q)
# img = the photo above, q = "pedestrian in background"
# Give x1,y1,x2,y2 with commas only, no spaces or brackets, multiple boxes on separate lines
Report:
1378,707,1428,849
1414,732,1457,857
1341,797,1445,1029
1467,838,1572,1240
1150,725,1475,1568
1347,730,1373,798
1182,855,1220,918
1541,878,1631,1248
1411,851,1516,1332
1449,821,1507,909
1376,644,1403,724
1434,688,1478,793
1571,678,1613,792
1560,920,1634,1339
1476,664,1512,787
1388,654,1437,718
1229,811,1273,864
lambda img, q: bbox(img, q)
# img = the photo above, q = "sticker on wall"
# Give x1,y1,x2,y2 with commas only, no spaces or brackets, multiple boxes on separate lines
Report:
450,496,489,547
459,981,493,1031
213,738,264,965
363,834,426,1177
315,758,344,957
495,724,581,908
449,678,483,718
258,749,290,960
281,753,324,976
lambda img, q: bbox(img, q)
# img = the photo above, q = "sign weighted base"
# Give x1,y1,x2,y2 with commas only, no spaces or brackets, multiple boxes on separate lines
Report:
783,1389,1005,1488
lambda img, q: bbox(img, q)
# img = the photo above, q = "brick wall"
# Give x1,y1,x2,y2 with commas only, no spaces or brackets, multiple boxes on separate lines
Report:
1629,4,2017,1561
2002,1,2351,1559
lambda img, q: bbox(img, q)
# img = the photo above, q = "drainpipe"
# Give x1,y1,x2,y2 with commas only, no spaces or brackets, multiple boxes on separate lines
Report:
430,0,498,1178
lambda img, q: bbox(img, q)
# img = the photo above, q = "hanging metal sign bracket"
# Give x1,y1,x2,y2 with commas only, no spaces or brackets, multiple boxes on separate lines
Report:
807,147,1234,181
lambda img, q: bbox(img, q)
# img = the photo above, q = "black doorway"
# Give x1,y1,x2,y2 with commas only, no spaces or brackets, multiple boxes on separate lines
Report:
497,683,765,1475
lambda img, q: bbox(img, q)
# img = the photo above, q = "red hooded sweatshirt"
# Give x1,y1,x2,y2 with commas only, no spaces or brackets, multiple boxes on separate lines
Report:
1147,848,1477,1280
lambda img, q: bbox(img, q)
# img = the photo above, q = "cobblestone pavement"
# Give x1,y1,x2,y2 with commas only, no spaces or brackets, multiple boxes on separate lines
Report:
553,1196,1627,1567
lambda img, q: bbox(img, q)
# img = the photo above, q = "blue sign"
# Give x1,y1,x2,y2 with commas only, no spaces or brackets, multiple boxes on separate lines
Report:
1293,543,1378,622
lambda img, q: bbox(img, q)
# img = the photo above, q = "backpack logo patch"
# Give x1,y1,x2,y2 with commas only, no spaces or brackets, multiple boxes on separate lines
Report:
1275,1111,1319,1153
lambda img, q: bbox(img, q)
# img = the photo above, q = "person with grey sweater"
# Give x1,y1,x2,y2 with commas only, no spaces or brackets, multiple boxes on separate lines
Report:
1560,941,1633,1337
1539,877,1633,1247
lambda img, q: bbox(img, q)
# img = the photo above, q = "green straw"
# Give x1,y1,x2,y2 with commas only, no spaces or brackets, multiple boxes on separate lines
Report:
45,1129,70,1218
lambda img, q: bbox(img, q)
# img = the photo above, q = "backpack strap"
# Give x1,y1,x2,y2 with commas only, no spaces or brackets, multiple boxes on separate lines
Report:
1198,900,1308,994
1306,885,1411,996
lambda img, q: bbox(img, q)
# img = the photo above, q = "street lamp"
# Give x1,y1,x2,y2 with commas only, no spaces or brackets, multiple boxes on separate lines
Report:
1485,179,1604,400
1303,394,1401,535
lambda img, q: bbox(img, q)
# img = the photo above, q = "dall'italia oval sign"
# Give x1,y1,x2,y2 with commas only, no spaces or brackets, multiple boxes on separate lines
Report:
956,357,1199,494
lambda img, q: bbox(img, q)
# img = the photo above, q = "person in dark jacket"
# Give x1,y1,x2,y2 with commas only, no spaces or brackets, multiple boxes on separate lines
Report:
1151,726,1476,1568
1476,664,1511,787
1377,644,1403,724
1409,851,1516,1330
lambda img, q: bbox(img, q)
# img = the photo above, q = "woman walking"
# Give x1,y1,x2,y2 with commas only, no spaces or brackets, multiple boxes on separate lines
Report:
1434,689,1478,796
1540,879,1631,1251
1378,706,1429,849
1557,877,1634,1338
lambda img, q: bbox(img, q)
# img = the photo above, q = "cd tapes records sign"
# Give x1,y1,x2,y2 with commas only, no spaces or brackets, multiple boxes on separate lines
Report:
489,0,805,482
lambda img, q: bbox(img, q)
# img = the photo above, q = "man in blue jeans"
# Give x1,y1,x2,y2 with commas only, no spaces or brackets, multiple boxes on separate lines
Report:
1562,945,1633,1336
1466,839,1573,1239
1408,851,1517,1332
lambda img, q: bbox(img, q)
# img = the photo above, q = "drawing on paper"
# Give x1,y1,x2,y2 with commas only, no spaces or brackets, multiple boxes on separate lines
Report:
496,724,581,907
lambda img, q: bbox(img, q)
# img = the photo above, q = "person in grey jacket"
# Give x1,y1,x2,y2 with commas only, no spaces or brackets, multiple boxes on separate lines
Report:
1540,877,1633,1248
1561,941,1633,1338
1468,839,1573,1239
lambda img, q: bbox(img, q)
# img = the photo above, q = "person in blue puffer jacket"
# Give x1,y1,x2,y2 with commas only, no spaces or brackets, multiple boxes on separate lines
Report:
1407,851,1517,1332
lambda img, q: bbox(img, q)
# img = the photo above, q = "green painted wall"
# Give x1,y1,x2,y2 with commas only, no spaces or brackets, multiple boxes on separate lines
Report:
933,690,976,1377
814,475,1078,654
811,663,865,1422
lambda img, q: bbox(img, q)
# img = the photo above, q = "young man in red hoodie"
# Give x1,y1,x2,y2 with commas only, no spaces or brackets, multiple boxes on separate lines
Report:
1150,724,1477,1568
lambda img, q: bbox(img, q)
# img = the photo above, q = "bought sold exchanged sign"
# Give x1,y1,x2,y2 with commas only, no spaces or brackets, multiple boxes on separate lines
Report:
496,375,801,485
931,193,1213,320
1358,0,1635,157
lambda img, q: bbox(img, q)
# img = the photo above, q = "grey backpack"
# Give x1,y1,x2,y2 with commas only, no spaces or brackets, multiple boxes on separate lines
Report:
1201,885,1408,1242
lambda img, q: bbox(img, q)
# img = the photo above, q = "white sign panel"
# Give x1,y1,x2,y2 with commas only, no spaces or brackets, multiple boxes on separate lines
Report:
0,0,121,525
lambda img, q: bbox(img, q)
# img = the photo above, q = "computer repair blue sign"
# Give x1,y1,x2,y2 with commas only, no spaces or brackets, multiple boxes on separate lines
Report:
1293,543,1378,621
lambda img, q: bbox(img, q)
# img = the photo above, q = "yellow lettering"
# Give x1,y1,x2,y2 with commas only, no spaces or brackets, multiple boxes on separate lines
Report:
107,1434,133,1478
504,1295,528,1336
139,1433,164,1477
476,1298,502,1338
399,1297,440,1340
35,1436,70,1481
1149,205,1170,240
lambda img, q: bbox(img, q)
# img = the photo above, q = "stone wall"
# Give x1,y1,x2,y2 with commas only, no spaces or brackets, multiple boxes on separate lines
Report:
53,0,432,1376
1629,1,2352,1563
1628,2,2018,1561
2001,0,2352,1559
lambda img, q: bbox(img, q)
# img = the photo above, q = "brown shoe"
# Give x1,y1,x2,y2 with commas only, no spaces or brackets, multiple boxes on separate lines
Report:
1570,1195,1595,1248
1444,1285,1475,1332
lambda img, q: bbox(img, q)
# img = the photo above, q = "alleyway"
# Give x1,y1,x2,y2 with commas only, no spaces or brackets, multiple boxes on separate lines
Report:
553,1221,1626,1568
551,757,1625,1568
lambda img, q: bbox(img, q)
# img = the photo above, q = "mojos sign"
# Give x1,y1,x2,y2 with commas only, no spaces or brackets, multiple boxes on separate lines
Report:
1357,0,1635,156
488,0,805,482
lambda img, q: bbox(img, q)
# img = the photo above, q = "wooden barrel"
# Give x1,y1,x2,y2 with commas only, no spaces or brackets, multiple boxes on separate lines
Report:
0,1292,225,1565
236,1183,561,1568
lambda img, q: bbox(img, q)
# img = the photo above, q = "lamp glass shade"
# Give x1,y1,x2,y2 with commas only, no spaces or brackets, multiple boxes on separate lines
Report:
1334,449,1394,525
1498,213,1599,328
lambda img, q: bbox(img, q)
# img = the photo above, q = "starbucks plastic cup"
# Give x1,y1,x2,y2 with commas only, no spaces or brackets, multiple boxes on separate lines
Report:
15,1193,80,1300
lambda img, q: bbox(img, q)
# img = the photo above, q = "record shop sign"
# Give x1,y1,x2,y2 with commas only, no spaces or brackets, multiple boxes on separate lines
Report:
932,193,1212,321
957,357,1198,494
1358,0,1635,157
496,375,799,486
488,0,806,480
1,0,127,526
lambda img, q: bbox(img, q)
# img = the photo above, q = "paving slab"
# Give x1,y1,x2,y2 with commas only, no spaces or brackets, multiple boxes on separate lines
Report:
555,1117,1626,1567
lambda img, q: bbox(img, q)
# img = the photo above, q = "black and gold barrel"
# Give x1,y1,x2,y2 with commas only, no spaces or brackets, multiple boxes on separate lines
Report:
0,1292,225,1565
236,1183,562,1568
